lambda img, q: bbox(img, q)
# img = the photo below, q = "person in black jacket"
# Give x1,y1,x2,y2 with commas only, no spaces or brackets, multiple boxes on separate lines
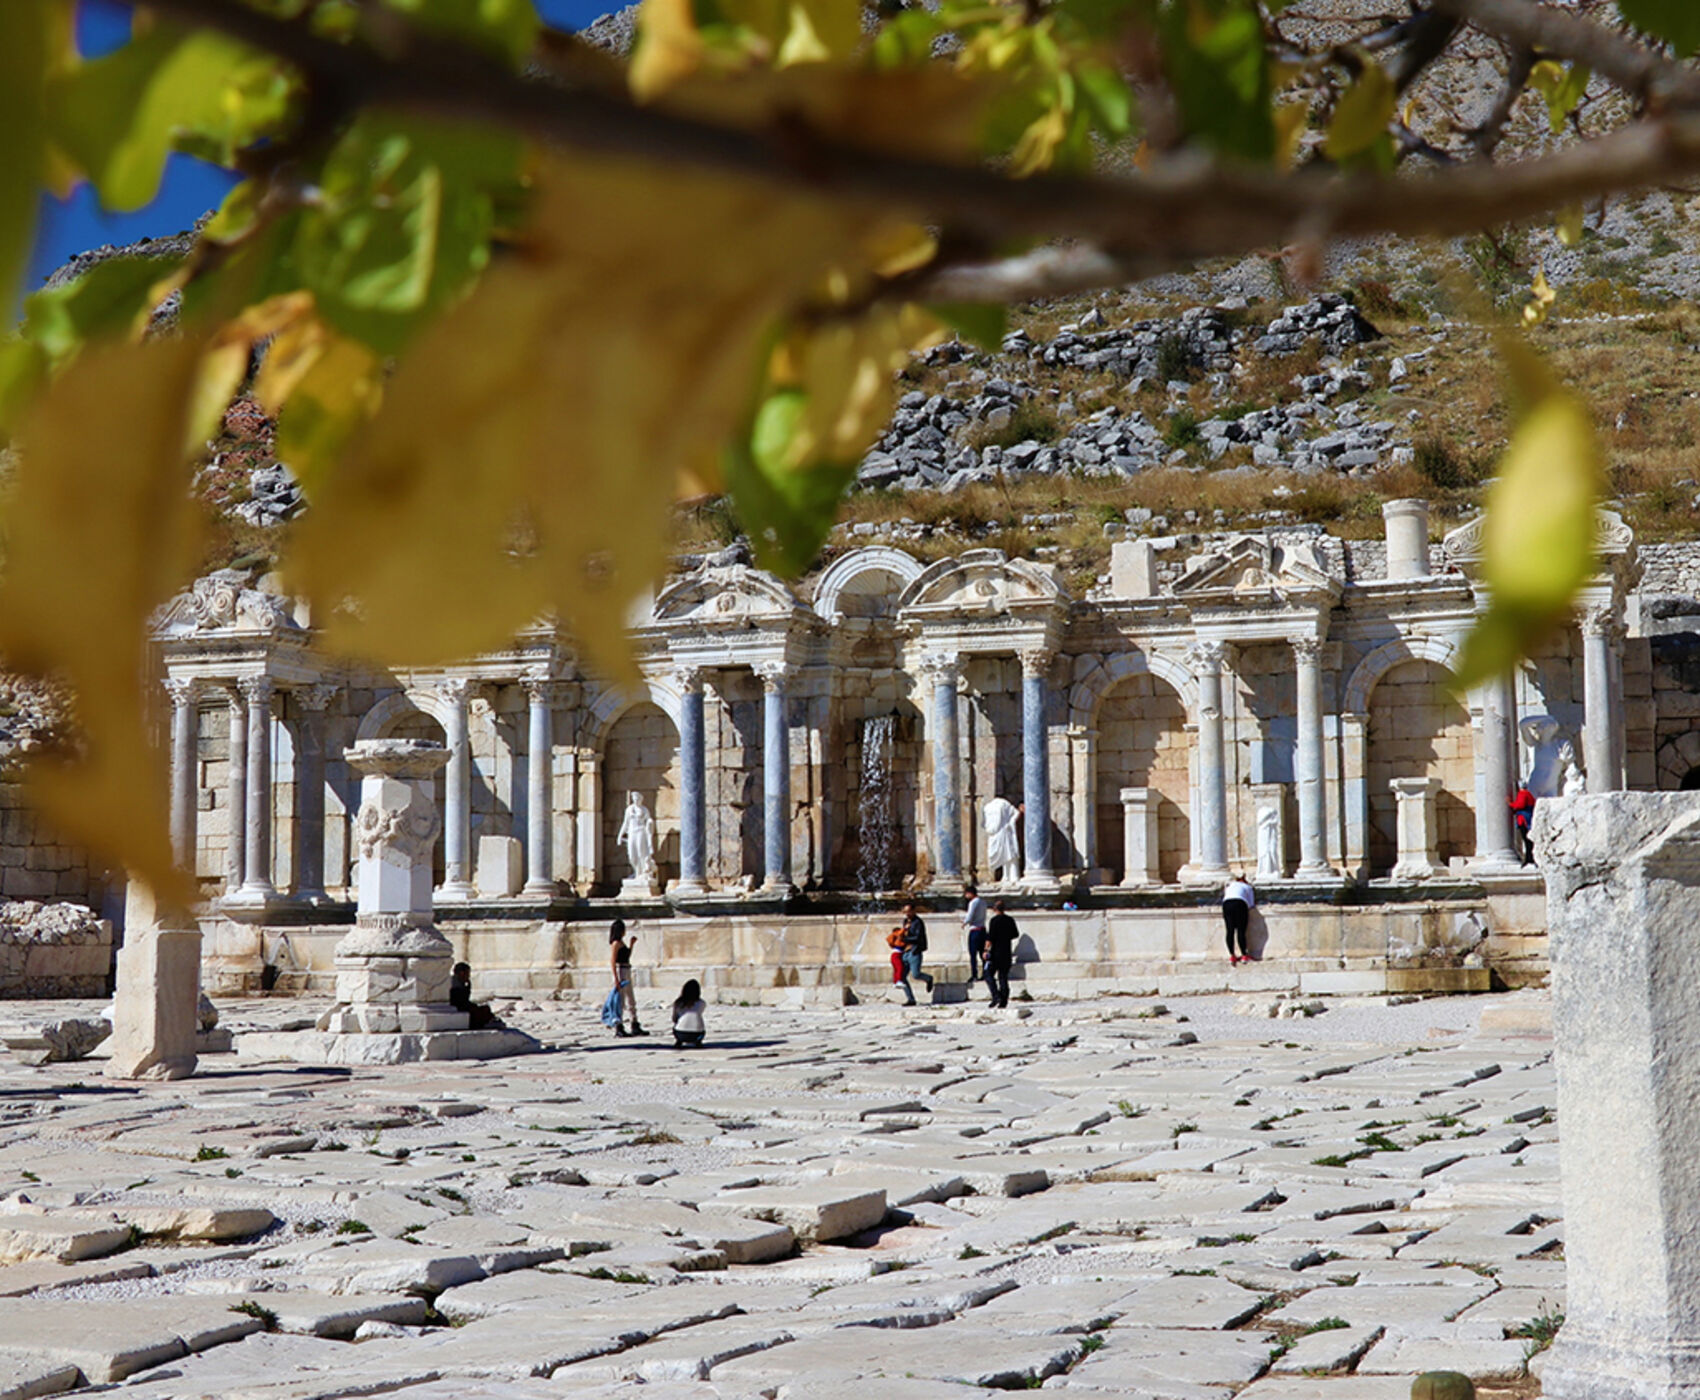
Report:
898,901,933,1005
984,900,1018,1008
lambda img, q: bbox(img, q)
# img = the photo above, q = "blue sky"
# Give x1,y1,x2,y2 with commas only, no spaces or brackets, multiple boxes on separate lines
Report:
24,0,618,291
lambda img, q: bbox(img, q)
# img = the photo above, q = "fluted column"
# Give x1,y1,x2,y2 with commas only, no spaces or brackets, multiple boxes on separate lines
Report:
436,678,475,900
236,674,275,902
675,665,708,895
1472,667,1521,869
756,662,794,890
224,685,247,896
293,684,335,903
522,675,556,896
921,653,962,885
1293,637,1331,878
165,678,198,872
1581,605,1619,793
1190,641,1231,880
1020,648,1057,888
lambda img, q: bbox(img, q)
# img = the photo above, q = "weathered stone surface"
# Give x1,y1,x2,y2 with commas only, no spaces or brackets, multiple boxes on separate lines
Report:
0,1347,81,1400
701,1183,887,1244
0,1212,134,1265
2,1018,109,1065
0,1298,263,1382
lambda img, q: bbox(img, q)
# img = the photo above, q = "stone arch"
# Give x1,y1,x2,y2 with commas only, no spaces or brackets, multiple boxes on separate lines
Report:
897,548,1071,612
1092,667,1193,883
1069,648,1199,729
1657,731,1700,791
1365,656,1475,874
355,688,453,743
599,699,682,892
813,546,923,623
1344,633,1462,716
581,676,683,753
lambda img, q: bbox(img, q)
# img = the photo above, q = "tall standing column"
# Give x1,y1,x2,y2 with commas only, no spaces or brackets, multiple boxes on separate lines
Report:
756,662,793,891
522,675,555,896
165,678,198,873
236,675,276,903
1581,605,1618,793
1190,641,1231,880
1473,668,1520,868
922,653,963,886
435,678,475,900
294,684,335,903
675,666,708,895
1293,637,1331,878
1020,648,1057,888
222,686,248,895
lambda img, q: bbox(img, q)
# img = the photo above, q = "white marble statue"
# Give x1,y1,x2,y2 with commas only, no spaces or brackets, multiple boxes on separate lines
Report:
983,797,1022,883
1560,742,1586,797
616,792,657,881
1255,804,1282,880
1519,715,1568,798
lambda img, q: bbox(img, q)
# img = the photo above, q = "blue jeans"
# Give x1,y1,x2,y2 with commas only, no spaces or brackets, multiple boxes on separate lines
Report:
900,948,931,1003
967,927,986,980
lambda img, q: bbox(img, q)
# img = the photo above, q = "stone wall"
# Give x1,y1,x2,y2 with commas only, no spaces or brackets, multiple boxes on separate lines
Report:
1095,674,1191,881
1367,658,1475,872
0,899,113,998
0,782,114,907
602,700,681,888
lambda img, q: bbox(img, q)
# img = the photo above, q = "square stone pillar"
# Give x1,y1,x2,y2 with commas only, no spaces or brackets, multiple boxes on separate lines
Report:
105,884,199,1082
1118,787,1160,887
1389,775,1440,880
1536,792,1700,1399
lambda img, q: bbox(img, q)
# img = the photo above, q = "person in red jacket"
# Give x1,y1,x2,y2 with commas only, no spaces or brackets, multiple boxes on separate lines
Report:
1509,786,1536,865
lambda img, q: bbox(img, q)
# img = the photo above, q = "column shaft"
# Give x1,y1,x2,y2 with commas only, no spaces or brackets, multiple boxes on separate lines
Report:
1582,614,1616,793
677,670,707,892
166,680,197,872
1294,640,1330,877
295,686,333,902
1474,669,1519,866
760,670,792,889
929,657,961,883
225,689,247,894
1021,651,1054,885
524,681,554,895
1192,644,1230,878
438,680,475,898
239,677,275,900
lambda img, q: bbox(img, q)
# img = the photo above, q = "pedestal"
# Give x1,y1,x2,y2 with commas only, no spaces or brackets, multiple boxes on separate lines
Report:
1390,776,1441,880
105,885,199,1082
1536,793,1700,1400
1118,787,1160,888
618,875,661,901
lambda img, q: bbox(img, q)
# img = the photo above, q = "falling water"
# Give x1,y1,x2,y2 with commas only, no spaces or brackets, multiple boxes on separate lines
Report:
857,714,897,895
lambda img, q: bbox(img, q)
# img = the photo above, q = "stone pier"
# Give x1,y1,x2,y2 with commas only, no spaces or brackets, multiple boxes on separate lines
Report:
1390,776,1440,880
105,883,200,1081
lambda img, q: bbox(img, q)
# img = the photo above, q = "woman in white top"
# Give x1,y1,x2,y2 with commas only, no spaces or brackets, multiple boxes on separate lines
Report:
1221,876,1255,965
672,978,707,1048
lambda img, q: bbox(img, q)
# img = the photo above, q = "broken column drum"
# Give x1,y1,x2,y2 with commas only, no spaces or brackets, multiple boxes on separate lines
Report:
322,740,468,1036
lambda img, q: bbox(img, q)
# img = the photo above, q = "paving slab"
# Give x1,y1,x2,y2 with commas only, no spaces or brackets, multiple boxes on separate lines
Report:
0,1348,81,1400
0,1297,265,1381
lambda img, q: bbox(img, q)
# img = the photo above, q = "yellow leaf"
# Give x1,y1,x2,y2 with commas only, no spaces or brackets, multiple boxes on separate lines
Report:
0,339,203,905
630,0,705,100
274,331,384,501
1522,264,1556,328
775,0,861,66
1272,100,1308,170
1555,205,1586,247
188,292,317,448
1011,100,1069,177
284,152,872,676
1324,59,1394,161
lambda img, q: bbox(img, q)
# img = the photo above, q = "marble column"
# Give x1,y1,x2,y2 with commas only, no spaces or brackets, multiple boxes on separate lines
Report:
224,686,247,896
236,675,275,903
1341,712,1370,880
1292,637,1331,878
675,666,708,895
165,678,197,873
436,678,475,900
1473,668,1521,868
293,684,335,904
1119,787,1159,887
522,676,555,896
1020,649,1058,888
923,653,962,885
1190,641,1231,880
757,662,793,890
1581,605,1618,793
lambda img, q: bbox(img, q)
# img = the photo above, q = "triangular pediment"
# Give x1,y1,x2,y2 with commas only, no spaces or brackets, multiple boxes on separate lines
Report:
651,564,803,625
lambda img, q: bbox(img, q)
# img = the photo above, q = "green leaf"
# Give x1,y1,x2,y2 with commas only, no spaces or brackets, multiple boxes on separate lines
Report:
0,339,48,440
1158,0,1274,163
725,391,857,576
1076,62,1133,139
1324,60,1394,162
1619,0,1700,56
0,1,48,316
21,254,180,367
928,301,1007,351
46,27,293,211
1528,61,1590,135
382,0,538,64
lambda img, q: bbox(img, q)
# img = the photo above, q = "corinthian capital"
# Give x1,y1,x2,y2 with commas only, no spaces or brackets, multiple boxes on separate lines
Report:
916,652,960,686
1018,648,1053,680
1291,636,1324,664
236,674,274,707
1188,640,1229,675
162,677,196,708
1579,604,1616,639
435,676,473,706
754,660,795,694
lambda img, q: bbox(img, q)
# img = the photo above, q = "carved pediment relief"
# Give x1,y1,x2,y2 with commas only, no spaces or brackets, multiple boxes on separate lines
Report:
651,564,802,625
897,549,1069,614
153,571,302,637
1172,537,1335,600
1444,507,1634,573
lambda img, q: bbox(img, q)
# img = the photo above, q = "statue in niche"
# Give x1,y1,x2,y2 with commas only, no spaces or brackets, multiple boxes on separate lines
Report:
616,792,657,883
1560,742,1586,797
1519,715,1568,798
1255,805,1282,880
983,797,1022,883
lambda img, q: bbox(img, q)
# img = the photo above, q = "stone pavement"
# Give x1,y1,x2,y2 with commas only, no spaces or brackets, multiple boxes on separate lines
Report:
0,989,1561,1398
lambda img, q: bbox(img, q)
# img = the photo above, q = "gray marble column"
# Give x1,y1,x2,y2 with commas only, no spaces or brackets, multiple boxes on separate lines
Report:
1293,637,1331,877
293,684,335,903
757,662,793,890
522,676,555,896
165,678,197,872
436,679,475,900
1020,648,1056,887
224,686,247,896
675,666,708,894
236,675,275,902
1473,668,1521,868
1581,605,1618,793
923,653,963,885
1190,641,1231,879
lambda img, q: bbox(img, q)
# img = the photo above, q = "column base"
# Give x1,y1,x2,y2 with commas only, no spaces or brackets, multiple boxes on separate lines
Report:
1467,853,1526,877
1179,864,1231,886
521,879,558,898
224,883,278,908
1293,861,1337,880
435,881,476,903
667,879,709,900
928,875,966,897
1019,870,1063,894
617,877,661,901
292,889,333,908
1390,860,1442,881
1118,874,1160,889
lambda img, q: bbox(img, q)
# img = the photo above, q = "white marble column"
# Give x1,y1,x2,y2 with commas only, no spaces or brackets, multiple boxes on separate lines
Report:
1119,787,1159,887
1341,712,1369,880
235,675,275,903
1581,605,1619,793
1473,668,1521,869
756,662,793,890
224,685,247,896
675,665,708,895
1020,648,1058,889
1189,641,1231,880
1292,637,1331,878
165,678,198,873
522,675,555,897
293,684,336,904
922,653,963,886
436,679,475,900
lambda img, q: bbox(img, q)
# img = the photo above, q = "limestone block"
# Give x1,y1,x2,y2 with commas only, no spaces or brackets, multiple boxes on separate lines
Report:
0,1213,134,1266
105,892,199,1082
476,836,524,899
700,1183,886,1243
2,1018,109,1066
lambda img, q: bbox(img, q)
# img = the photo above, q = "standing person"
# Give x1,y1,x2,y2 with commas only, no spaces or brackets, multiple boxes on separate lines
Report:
984,898,1018,1008
609,920,645,1036
962,883,989,984
1509,785,1536,865
672,979,707,1048
1221,874,1254,966
897,900,933,1005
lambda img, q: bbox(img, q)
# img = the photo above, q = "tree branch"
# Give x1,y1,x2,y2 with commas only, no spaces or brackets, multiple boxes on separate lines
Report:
137,0,1700,302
